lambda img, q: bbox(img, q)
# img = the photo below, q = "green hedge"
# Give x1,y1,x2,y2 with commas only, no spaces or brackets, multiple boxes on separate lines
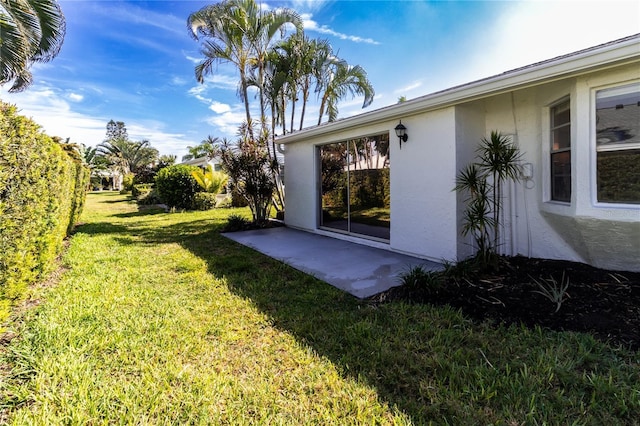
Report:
0,102,89,324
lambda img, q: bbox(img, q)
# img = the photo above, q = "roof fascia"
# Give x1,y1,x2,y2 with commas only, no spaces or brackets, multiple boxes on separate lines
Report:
278,37,640,144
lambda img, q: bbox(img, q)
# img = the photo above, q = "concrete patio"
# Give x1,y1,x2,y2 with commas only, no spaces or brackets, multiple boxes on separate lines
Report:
222,227,443,299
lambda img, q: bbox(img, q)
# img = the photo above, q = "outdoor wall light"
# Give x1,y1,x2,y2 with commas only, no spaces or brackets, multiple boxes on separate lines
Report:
395,120,408,149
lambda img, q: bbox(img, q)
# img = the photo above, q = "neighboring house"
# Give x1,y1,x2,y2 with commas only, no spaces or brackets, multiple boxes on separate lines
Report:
180,156,223,171
94,169,123,191
277,34,640,272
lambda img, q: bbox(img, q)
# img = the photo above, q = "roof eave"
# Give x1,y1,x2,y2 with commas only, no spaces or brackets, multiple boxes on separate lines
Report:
277,34,640,144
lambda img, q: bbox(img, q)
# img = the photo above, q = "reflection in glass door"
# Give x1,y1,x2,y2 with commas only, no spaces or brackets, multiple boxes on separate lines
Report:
319,133,390,241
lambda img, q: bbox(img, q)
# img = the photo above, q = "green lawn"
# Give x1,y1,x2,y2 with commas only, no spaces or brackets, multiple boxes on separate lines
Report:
1,192,638,424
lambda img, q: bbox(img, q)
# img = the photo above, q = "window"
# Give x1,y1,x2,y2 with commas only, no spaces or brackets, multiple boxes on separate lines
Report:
550,100,571,202
595,83,640,204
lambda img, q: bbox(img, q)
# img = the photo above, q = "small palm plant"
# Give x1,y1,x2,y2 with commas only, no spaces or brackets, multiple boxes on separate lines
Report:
191,165,228,195
454,131,522,269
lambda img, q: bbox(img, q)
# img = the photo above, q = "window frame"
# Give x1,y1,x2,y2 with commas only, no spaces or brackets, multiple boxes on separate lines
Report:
549,98,572,203
591,80,640,207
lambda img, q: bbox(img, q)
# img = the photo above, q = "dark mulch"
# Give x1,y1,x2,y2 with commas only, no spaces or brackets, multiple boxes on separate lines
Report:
374,256,640,351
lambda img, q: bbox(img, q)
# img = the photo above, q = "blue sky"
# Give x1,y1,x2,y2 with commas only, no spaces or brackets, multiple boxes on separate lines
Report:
1,0,638,159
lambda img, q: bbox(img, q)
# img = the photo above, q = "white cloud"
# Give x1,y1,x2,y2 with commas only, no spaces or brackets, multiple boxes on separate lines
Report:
394,81,423,95
184,53,202,65
209,101,231,114
301,13,380,45
90,2,185,37
206,109,248,136
68,92,84,102
287,0,331,13
171,76,188,86
1,84,197,157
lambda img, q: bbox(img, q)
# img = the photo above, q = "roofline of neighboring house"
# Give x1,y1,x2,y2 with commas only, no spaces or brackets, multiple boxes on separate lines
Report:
277,33,640,144
179,157,216,166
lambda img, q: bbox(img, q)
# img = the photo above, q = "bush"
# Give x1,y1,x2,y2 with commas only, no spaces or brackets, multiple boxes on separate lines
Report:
155,165,200,209
216,196,233,209
132,183,153,198
223,214,252,232
137,188,163,206
122,173,134,191
400,266,443,294
0,102,88,323
219,132,276,224
192,192,217,210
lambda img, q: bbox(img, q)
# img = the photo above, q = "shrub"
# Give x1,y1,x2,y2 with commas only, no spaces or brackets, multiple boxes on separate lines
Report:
454,131,522,270
191,165,228,195
219,128,276,225
137,188,163,206
132,183,153,198
0,102,88,323
400,266,443,294
192,192,217,210
216,196,233,209
223,214,252,232
122,173,134,190
155,165,200,209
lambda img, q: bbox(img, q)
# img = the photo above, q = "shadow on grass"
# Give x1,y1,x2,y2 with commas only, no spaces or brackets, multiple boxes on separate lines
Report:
74,222,132,236
126,218,639,424
111,208,166,218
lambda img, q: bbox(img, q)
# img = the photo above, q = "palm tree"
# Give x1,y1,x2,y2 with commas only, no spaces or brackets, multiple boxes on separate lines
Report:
317,62,375,125
188,1,252,128
97,139,158,176
0,0,66,92
182,136,220,162
270,34,329,133
242,0,302,128
188,0,302,134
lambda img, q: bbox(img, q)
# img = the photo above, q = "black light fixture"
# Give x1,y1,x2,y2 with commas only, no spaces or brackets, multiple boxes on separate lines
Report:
395,120,408,149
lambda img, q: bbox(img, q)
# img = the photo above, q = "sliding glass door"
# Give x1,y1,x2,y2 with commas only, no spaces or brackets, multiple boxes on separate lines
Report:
319,133,390,241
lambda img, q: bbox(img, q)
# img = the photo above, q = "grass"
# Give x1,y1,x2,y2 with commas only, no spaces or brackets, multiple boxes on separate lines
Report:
1,192,639,424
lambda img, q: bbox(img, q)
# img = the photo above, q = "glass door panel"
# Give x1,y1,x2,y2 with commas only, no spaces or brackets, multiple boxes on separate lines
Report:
319,133,390,241
347,134,390,240
320,142,349,232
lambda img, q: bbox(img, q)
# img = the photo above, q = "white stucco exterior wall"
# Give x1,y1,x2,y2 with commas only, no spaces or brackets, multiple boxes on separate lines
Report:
281,140,317,231
280,37,640,271
390,108,458,262
283,112,460,262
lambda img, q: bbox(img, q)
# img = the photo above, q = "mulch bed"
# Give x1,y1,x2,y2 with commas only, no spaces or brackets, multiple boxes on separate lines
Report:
373,256,640,351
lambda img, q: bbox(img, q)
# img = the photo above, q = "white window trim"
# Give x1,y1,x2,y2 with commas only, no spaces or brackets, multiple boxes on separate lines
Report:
589,79,640,209
542,95,572,206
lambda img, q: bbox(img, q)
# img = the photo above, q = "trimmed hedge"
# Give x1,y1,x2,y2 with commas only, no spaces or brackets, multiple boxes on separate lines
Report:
0,102,89,324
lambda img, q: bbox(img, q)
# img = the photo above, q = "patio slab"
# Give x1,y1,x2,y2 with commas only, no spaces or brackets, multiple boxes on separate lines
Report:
222,227,443,299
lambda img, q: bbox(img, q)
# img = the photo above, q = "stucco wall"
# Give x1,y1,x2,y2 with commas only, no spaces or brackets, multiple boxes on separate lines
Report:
283,112,459,262
454,102,486,259
282,61,639,271
390,108,458,262
282,140,318,231
478,64,640,271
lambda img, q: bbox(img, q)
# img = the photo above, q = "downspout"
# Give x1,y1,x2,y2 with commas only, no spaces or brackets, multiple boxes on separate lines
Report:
509,91,519,256
276,143,286,154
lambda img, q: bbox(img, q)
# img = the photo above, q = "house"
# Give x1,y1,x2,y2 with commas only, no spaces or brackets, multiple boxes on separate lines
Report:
180,155,223,171
277,34,640,272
